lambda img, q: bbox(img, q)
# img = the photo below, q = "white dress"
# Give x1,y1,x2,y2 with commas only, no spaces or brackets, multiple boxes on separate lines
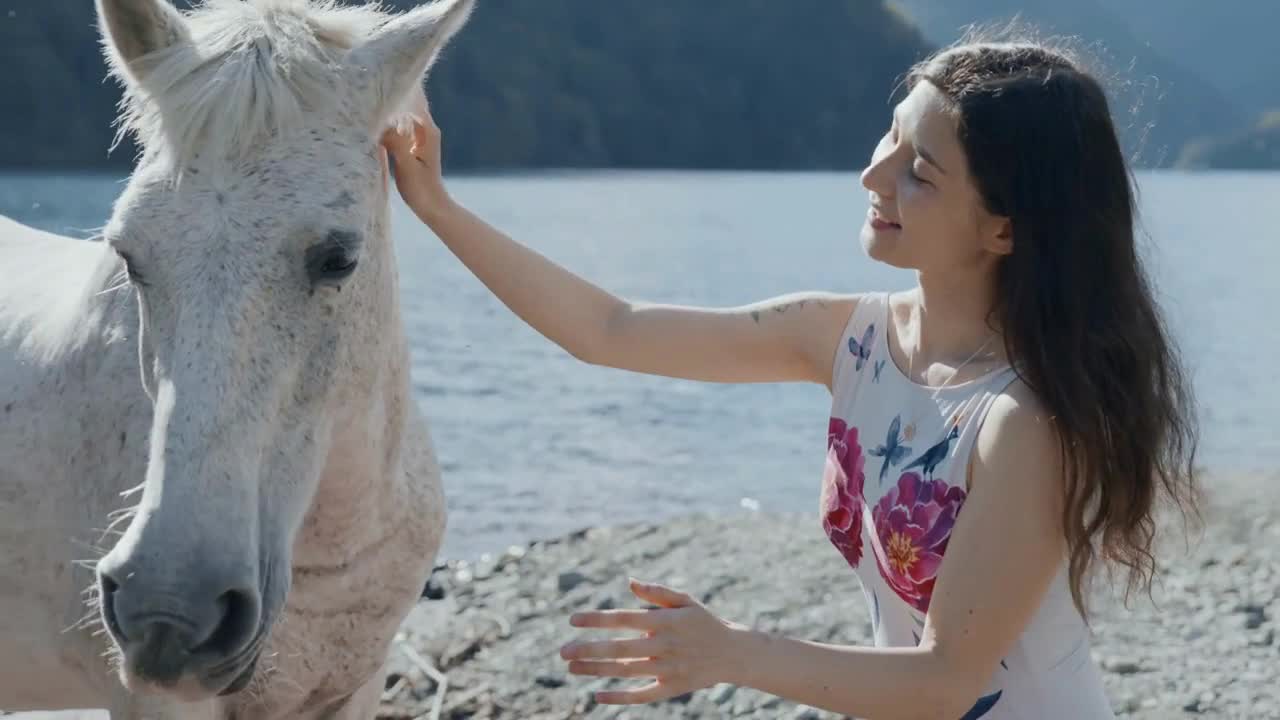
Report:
821,292,1115,719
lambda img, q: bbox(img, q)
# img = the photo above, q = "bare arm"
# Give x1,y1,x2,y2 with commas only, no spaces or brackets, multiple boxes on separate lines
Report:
562,382,1069,718
727,384,1068,716
382,115,854,386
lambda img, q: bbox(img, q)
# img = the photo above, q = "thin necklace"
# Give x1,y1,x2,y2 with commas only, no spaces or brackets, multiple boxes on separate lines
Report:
868,314,1003,488
901,332,997,442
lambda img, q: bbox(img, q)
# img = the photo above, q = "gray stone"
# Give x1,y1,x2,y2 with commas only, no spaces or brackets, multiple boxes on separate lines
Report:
1102,657,1145,675
710,683,737,705
1244,606,1268,630
535,674,566,689
558,570,590,593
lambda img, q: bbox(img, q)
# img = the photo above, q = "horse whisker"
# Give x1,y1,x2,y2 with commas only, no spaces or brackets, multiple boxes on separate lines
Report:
94,279,132,298
118,482,146,499
103,509,139,536
106,504,139,520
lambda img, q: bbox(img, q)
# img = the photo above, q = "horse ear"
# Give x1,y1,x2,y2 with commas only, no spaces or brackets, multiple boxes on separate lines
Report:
346,0,474,132
96,0,190,86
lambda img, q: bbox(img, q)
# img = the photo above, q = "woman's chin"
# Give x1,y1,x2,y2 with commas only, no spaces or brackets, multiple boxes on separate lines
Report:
860,226,912,269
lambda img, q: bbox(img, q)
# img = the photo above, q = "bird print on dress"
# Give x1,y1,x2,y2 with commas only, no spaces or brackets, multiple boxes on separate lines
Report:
960,691,1004,719
900,424,959,478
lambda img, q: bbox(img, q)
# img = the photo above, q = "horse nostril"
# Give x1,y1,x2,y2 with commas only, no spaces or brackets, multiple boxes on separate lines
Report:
98,572,127,641
97,565,261,659
194,587,260,657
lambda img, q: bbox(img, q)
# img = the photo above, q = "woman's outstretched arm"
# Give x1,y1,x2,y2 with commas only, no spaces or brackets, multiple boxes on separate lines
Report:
381,116,854,388
561,382,1069,719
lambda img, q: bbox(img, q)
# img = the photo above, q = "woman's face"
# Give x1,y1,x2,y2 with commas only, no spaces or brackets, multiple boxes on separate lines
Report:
859,82,1010,273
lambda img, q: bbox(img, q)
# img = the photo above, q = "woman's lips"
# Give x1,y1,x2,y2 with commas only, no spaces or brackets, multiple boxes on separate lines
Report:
868,208,901,230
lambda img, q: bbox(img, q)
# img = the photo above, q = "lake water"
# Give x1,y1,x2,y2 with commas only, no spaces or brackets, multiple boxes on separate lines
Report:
3,170,1276,560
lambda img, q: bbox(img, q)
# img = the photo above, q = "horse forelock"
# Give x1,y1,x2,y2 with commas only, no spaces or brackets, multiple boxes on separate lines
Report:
110,0,395,172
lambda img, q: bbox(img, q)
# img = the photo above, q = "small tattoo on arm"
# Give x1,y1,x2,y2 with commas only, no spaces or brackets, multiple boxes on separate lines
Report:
753,297,830,323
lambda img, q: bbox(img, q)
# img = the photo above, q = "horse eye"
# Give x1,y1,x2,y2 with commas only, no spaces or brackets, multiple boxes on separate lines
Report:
117,251,147,286
306,231,362,286
318,251,358,280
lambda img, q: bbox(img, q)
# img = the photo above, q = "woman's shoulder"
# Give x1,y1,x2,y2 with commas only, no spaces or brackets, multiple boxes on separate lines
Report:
820,290,887,391
821,289,898,340
983,379,1049,430
836,288,920,348
971,378,1065,496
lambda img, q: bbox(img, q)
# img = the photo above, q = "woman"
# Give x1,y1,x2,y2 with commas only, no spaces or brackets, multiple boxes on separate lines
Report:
381,37,1199,719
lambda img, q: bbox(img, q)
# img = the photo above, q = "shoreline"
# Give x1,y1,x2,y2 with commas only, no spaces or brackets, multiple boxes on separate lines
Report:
381,480,1277,719
430,468,1278,571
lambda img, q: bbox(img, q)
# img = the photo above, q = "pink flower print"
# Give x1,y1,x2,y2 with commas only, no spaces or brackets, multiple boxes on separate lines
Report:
822,418,867,568
871,471,967,612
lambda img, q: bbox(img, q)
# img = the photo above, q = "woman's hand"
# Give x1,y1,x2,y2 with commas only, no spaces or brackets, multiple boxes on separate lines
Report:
559,578,746,705
380,95,452,221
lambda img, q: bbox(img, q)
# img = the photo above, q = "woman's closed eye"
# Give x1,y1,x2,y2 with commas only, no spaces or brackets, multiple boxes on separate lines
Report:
908,160,933,186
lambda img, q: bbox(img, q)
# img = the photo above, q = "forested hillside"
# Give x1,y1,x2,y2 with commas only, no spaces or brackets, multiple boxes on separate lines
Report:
0,0,933,171
887,0,1247,168
1178,112,1280,171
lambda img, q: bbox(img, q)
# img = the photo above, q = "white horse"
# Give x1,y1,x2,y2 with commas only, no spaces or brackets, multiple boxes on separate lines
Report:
0,0,472,716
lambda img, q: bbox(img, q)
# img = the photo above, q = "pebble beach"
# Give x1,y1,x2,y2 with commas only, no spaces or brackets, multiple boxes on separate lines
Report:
377,475,1278,720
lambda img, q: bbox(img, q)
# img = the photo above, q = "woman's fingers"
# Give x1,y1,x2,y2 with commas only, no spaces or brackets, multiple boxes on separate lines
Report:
569,608,679,631
560,636,665,661
628,579,695,608
412,119,431,159
595,681,688,705
380,125,413,158
566,658,662,678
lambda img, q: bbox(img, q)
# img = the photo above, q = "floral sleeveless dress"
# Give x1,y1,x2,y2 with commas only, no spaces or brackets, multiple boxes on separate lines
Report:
821,292,1115,719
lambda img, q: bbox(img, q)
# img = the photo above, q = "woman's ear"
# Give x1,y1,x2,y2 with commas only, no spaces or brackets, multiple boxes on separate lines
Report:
986,216,1014,256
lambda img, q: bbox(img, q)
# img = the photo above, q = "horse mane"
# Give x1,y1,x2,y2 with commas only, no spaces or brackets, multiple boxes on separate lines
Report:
105,0,399,170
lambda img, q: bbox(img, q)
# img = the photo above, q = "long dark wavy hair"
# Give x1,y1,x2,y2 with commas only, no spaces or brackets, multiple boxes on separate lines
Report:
905,33,1201,617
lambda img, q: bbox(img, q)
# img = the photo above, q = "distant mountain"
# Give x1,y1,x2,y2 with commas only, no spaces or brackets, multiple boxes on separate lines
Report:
886,0,1247,169
1095,0,1280,119
1178,112,1280,170
0,0,933,171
